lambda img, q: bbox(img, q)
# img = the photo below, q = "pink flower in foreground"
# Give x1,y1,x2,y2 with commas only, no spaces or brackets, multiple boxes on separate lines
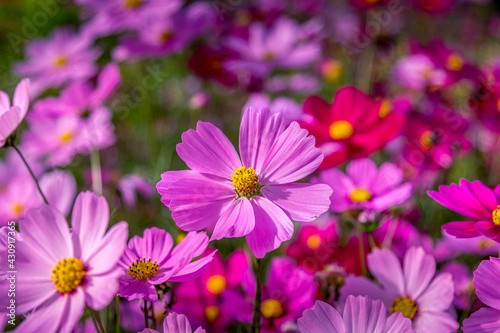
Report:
298,296,413,333
118,227,216,301
0,79,29,147
157,107,332,258
428,179,500,241
319,158,412,213
341,247,458,333
141,312,206,333
14,191,128,332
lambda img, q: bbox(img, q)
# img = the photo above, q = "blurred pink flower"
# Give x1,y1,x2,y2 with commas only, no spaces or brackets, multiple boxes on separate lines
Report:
0,79,29,147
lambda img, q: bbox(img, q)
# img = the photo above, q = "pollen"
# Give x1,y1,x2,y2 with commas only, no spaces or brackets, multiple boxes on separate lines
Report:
261,299,284,319
160,31,173,42
329,120,353,140
176,233,186,244
379,99,392,118
350,188,372,203
306,234,321,249
231,166,259,198
492,206,500,226
391,296,418,319
59,131,73,143
206,275,226,295
264,52,275,61
205,305,219,322
125,0,142,8
53,56,67,68
51,257,86,293
128,257,159,280
11,202,23,215
446,53,464,71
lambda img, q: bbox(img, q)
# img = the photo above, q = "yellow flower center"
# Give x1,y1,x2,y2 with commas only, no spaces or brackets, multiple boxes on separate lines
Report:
53,56,67,68
419,130,434,150
206,275,227,295
329,120,353,140
350,188,372,203
51,257,86,293
11,202,23,215
446,53,464,71
124,0,142,8
59,131,73,143
306,234,321,249
160,31,173,42
479,239,495,249
264,52,275,61
205,305,219,322
231,166,260,198
493,206,500,226
379,99,392,118
322,60,342,82
176,233,186,244
391,296,418,319
261,299,283,319
128,257,159,280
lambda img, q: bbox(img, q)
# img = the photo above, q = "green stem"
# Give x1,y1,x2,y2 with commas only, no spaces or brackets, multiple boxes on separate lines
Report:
368,232,377,250
144,301,149,329
115,296,120,333
11,145,48,204
90,149,102,195
251,256,262,333
151,300,156,330
94,310,106,333
88,307,101,333
358,230,367,276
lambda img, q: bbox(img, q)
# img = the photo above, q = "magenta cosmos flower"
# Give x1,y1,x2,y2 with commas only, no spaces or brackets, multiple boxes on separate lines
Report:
298,296,413,333
319,158,412,213
156,107,332,258
428,179,500,241
0,79,29,147
118,227,216,301
462,257,500,332
13,191,128,332
341,247,458,333
141,312,206,333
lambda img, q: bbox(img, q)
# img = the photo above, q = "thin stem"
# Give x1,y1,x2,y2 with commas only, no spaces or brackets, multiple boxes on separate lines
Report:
144,300,149,329
115,296,120,333
11,145,48,204
88,307,101,333
151,300,156,330
90,149,103,195
94,310,106,333
251,256,262,333
357,230,367,276
368,232,377,250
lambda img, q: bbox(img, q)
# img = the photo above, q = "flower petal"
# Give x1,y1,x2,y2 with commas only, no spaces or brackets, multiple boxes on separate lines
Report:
14,294,66,332
367,248,405,299
442,221,481,238
169,249,217,282
384,312,413,333
462,308,500,333
85,268,122,310
403,247,435,299
211,198,255,240
473,257,500,309
475,221,500,242
417,273,454,312
346,158,378,189
297,300,345,333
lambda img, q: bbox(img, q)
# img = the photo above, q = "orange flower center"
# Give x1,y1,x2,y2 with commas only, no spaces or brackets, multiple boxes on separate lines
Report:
329,120,353,140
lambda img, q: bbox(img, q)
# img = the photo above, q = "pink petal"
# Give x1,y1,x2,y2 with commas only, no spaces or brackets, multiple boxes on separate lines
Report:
442,221,481,238
92,63,120,103
297,300,345,333
318,168,355,212
176,121,241,178
475,221,500,242
239,107,285,175
85,268,122,310
340,276,392,308
164,231,209,268
369,183,412,211
384,312,413,333
163,312,193,333
0,90,9,110
417,273,454,312
261,183,332,222
343,295,386,333
16,277,56,314
0,106,20,142
473,257,500,309
367,248,405,299
403,247,436,299
462,308,500,333
169,249,217,282
211,198,255,240
13,78,30,119
39,170,77,217
413,311,458,333
157,170,199,207
14,294,66,332
246,196,294,258
58,288,87,332
370,162,403,196
118,279,158,301
346,158,378,188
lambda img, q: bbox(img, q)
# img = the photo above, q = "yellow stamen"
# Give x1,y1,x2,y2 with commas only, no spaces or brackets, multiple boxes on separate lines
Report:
264,52,275,61
493,206,500,226
51,257,86,293
176,233,186,244
160,31,173,42
124,0,142,8
322,60,342,82
206,275,226,295
446,53,464,71
128,257,159,280
350,188,372,203
479,239,495,249
231,166,259,198
59,132,73,143
379,99,392,118
391,296,418,319
205,305,219,322
261,299,283,319
53,56,67,68
329,120,353,140
11,202,23,215
306,234,321,249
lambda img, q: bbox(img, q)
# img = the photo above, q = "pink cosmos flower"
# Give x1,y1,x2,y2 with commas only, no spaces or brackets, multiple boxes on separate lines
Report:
243,93,303,125
462,257,500,332
15,28,100,97
298,296,413,333
141,312,206,333
392,54,447,91
116,174,155,208
341,247,458,333
14,191,128,332
428,179,500,241
318,158,412,213
156,107,332,258
433,232,500,260
440,262,474,310
0,79,29,147
118,227,216,301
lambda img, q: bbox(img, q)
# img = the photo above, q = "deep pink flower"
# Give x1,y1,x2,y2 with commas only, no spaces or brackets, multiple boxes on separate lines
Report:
13,191,128,332
428,179,500,241
118,227,216,301
157,107,332,258
298,296,413,333
341,247,458,333
319,158,412,213
0,79,29,147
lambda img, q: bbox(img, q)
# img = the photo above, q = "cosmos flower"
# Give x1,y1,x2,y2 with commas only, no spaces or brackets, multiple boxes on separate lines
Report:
243,93,303,125
318,158,412,213
140,312,206,333
428,179,500,241
297,296,413,333
0,79,29,147
157,107,332,258
300,87,409,169
13,191,128,332
462,257,500,332
118,227,216,301
14,28,100,97
392,54,447,91
341,247,458,333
